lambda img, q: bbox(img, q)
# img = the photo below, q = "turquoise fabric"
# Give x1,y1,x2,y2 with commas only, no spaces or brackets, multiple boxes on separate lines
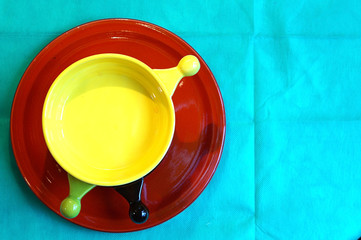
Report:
1,0,361,239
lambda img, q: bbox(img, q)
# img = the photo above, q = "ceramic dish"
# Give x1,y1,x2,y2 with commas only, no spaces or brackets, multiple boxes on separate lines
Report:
43,53,200,219
10,19,225,232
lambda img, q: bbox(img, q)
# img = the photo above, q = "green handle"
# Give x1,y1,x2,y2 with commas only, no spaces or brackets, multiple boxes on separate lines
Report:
60,174,96,218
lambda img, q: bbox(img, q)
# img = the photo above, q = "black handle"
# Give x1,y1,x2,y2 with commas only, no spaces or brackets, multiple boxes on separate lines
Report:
114,178,149,224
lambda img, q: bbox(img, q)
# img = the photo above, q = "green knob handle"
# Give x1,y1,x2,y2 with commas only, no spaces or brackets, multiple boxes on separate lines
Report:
60,197,81,218
60,174,96,218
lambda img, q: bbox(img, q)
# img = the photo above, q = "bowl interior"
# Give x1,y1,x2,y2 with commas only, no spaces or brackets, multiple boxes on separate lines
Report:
42,54,175,186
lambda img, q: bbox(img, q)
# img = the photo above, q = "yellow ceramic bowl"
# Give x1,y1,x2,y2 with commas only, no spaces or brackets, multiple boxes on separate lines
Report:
43,53,200,186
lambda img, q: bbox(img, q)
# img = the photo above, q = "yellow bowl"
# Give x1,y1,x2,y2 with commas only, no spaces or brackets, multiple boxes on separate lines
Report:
43,53,200,186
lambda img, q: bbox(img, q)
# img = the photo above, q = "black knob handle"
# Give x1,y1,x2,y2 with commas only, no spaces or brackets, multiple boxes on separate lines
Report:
129,201,149,224
114,178,149,224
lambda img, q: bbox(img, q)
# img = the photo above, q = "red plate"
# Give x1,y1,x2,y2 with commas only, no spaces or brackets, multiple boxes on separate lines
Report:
10,19,225,232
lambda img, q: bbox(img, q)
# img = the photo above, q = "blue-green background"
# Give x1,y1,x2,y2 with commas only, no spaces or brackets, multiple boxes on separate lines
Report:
1,1,361,239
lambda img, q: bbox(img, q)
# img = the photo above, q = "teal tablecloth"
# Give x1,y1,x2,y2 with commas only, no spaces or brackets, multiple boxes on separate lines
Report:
1,1,361,239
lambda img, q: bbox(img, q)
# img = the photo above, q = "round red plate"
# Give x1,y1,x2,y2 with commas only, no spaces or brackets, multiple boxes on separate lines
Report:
10,19,225,232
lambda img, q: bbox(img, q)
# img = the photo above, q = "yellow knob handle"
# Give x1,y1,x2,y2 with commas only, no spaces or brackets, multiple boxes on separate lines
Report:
153,55,200,97
178,55,200,77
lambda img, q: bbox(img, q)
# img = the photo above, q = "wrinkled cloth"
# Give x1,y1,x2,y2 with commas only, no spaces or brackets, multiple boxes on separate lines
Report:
1,1,361,239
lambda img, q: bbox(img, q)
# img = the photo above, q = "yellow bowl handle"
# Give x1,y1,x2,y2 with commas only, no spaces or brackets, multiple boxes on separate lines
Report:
153,55,200,97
